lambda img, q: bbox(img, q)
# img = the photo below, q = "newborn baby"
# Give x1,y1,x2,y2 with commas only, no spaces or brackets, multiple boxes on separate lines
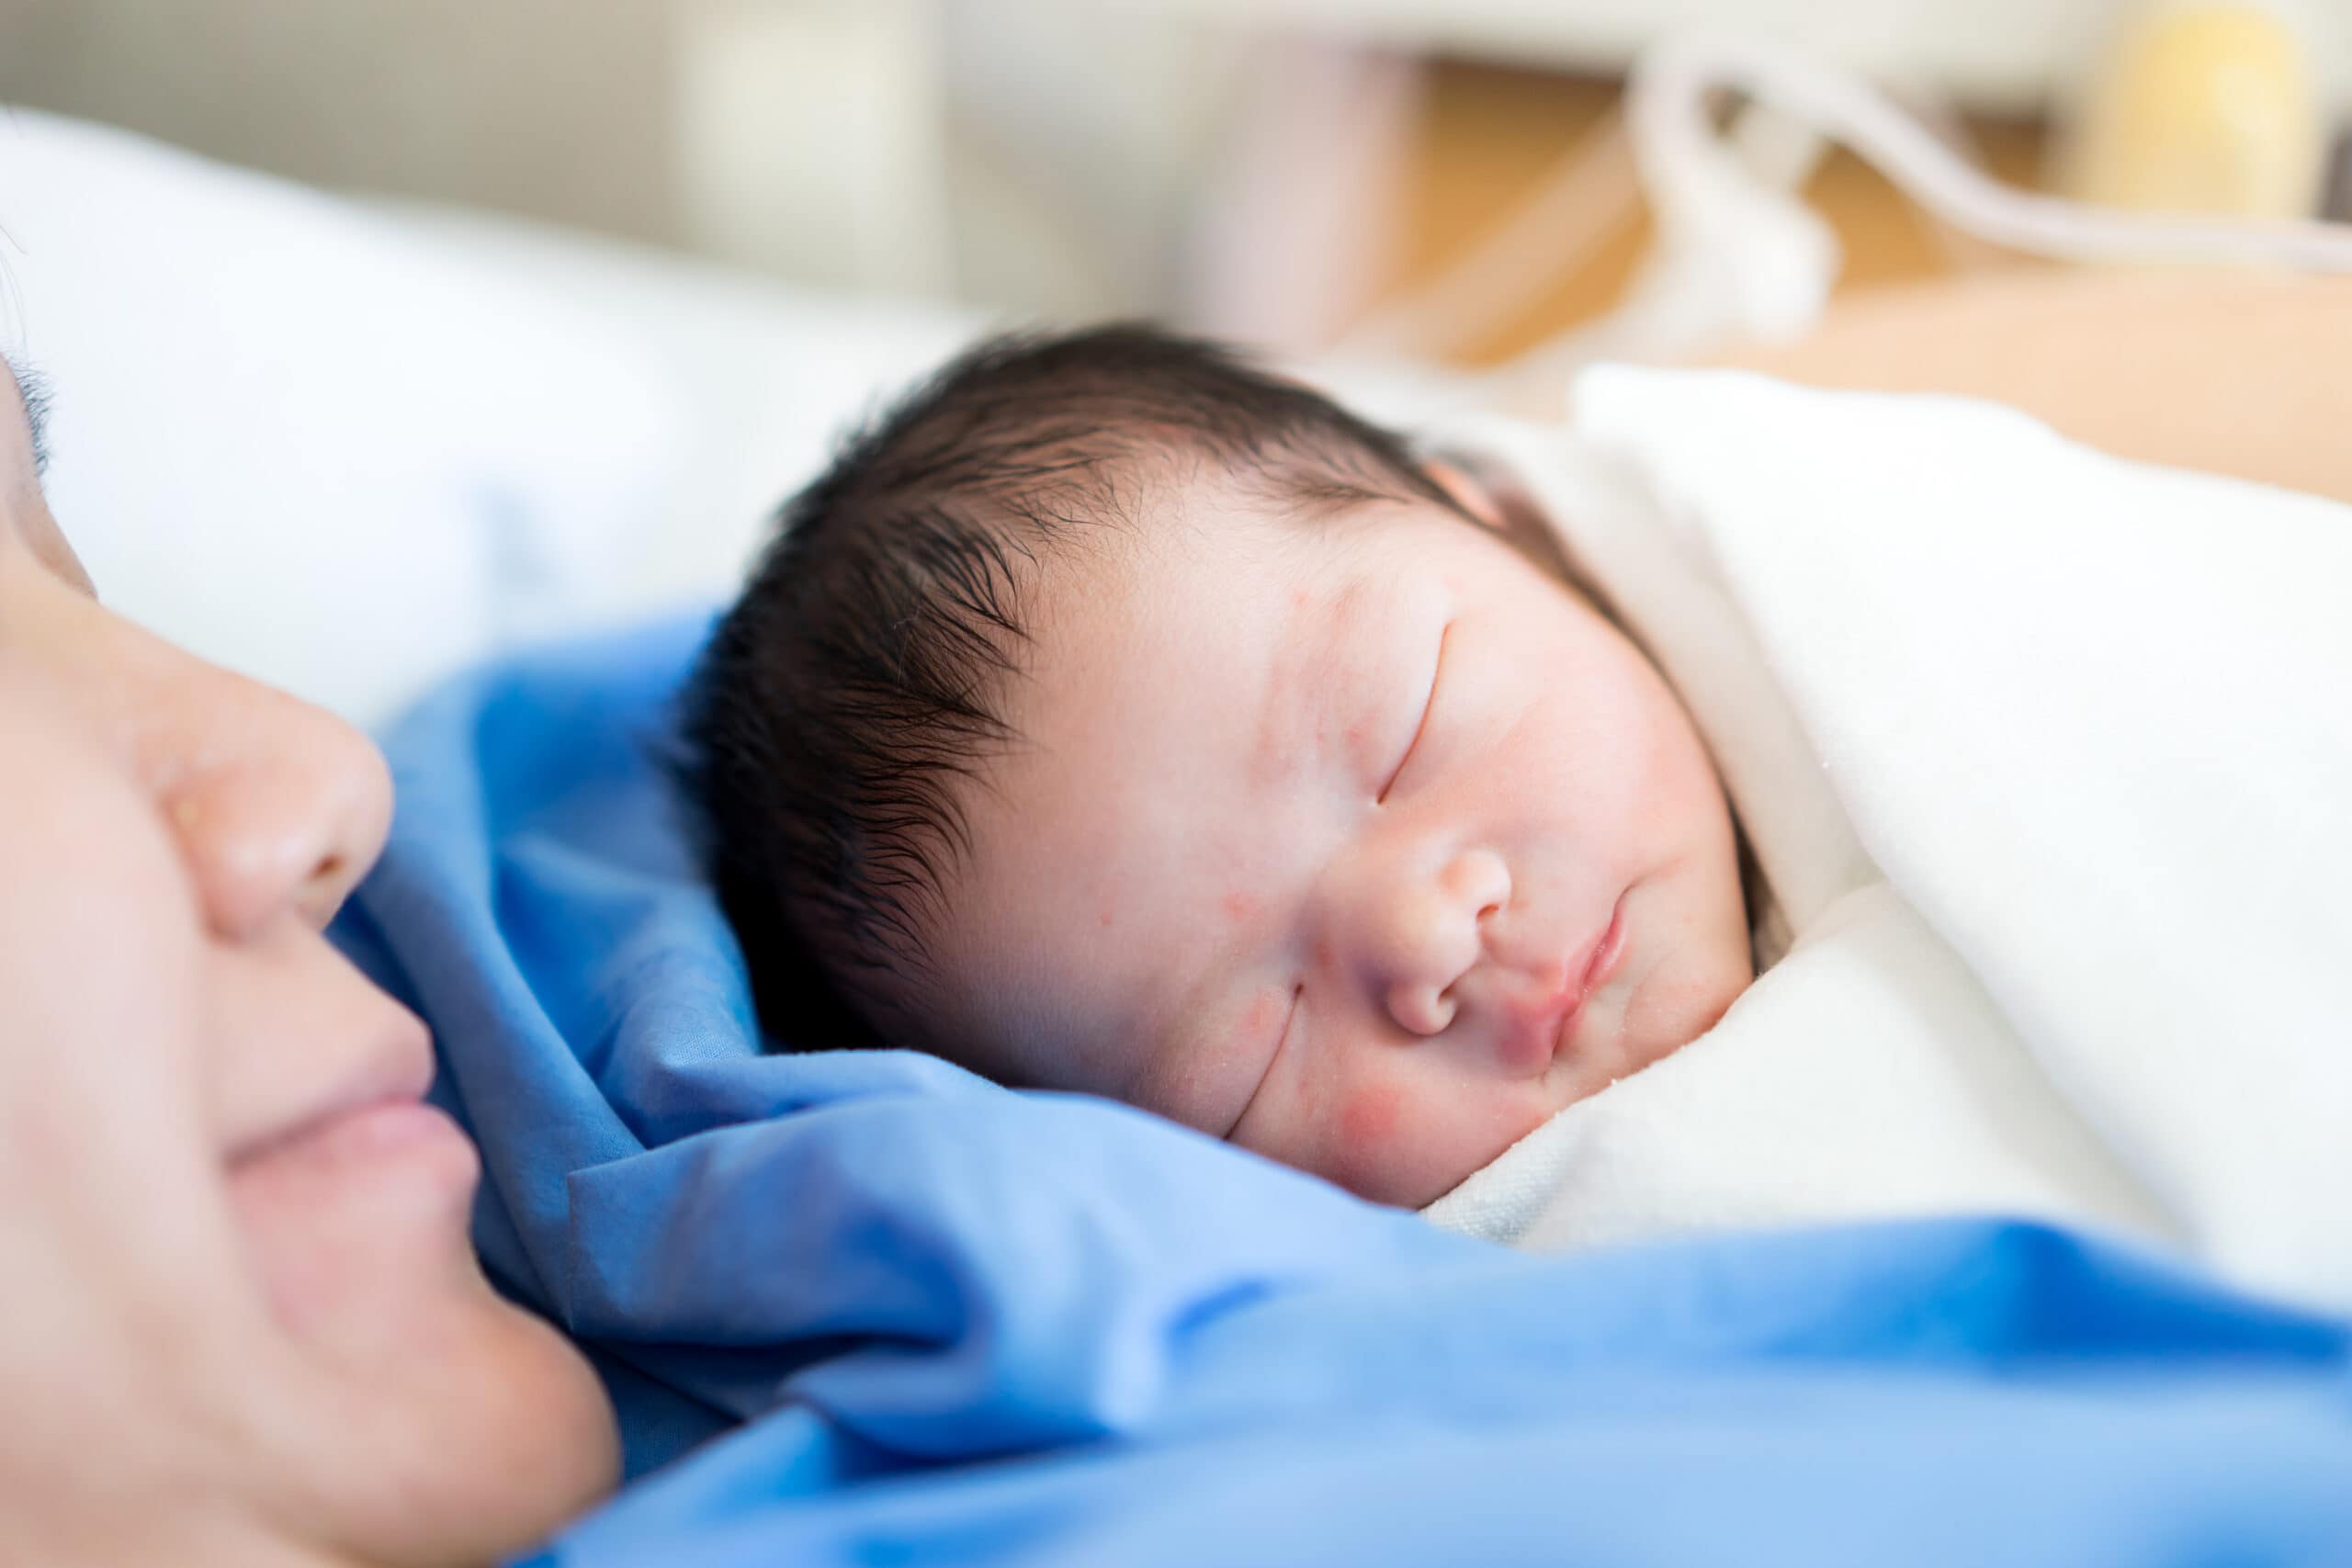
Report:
684,326,1755,1208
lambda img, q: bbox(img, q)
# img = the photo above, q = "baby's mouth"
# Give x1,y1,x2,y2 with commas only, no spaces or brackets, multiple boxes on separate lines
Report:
1549,897,1630,1062
1493,894,1628,1074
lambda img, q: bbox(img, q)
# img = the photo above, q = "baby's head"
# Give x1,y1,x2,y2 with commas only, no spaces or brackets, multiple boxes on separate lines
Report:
684,326,1752,1207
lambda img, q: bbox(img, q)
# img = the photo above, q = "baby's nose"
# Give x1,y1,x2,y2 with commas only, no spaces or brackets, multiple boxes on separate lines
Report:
1376,848,1510,1037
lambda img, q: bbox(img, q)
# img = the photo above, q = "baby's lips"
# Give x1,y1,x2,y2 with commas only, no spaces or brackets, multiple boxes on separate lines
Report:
1505,894,1631,1074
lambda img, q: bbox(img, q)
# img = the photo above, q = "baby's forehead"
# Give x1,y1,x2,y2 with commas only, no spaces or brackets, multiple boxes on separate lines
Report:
1037,463,1401,600
1001,498,1464,822
1013,505,1355,704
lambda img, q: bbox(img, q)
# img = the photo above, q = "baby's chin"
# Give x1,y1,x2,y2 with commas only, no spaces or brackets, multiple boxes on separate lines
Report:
1571,918,1751,1099
1393,962,1745,1208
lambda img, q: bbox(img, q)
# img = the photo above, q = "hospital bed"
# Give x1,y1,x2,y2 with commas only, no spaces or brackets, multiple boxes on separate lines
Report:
8,107,2349,1567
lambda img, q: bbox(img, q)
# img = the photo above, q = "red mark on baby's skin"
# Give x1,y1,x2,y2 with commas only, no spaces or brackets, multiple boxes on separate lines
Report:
1338,1084,1404,1150
1238,992,1279,1036
1222,890,1259,923
1098,904,1116,929
1291,588,1309,611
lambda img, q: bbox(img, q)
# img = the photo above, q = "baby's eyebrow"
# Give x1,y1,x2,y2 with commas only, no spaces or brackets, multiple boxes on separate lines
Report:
1250,574,1372,791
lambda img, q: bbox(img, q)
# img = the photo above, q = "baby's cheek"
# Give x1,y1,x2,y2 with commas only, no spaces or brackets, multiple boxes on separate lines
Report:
1318,1082,1409,1200
1338,1083,1404,1151
1238,992,1280,1039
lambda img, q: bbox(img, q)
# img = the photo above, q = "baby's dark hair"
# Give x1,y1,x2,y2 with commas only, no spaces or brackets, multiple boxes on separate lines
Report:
677,323,1463,1050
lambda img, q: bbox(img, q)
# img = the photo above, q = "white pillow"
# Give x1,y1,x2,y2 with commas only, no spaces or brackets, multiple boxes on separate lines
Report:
0,109,687,721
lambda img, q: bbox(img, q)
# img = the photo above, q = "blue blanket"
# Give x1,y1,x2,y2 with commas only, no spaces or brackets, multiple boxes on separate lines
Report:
334,618,2352,1567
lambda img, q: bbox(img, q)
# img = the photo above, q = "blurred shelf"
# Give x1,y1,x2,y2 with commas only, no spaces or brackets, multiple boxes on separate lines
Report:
1142,0,2346,114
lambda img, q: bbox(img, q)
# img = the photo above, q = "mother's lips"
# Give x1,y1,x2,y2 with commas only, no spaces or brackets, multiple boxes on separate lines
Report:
225,1009,435,1170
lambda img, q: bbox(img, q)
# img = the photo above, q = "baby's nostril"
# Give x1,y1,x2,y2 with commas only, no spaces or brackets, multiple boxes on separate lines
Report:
1476,900,1502,924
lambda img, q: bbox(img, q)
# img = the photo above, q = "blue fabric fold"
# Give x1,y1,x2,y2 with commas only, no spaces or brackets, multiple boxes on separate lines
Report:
335,617,2352,1566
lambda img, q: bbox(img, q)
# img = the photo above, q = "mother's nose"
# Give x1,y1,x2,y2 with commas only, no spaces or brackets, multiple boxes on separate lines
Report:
1343,847,1511,1037
156,670,394,938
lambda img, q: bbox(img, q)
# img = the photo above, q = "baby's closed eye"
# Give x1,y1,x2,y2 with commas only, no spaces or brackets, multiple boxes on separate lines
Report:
1376,624,1449,805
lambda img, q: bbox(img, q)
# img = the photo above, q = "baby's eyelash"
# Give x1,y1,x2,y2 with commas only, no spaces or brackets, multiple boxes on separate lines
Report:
1376,623,1450,805
1227,984,1303,1140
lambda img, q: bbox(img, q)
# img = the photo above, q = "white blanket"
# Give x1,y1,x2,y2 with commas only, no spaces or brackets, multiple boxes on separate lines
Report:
1422,367,2352,1311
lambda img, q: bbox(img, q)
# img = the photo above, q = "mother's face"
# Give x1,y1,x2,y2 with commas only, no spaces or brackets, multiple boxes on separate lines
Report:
0,368,617,1566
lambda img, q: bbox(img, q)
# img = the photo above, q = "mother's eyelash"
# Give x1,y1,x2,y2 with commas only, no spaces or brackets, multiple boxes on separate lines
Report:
4,355,53,475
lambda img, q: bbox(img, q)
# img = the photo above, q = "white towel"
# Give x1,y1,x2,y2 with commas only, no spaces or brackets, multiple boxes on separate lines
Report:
1423,367,2352,1310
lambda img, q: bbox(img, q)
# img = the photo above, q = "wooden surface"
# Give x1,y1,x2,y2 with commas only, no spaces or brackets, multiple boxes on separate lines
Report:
1376,62,2049,365
1713,269,2352,504
1377,61,2350,505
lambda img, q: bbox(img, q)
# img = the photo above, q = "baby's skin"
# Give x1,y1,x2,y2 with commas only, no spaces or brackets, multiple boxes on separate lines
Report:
923,463,1755,1207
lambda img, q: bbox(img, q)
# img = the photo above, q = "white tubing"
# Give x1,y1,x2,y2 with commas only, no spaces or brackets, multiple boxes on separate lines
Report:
1338,111,1641,360
1631,32,2352,273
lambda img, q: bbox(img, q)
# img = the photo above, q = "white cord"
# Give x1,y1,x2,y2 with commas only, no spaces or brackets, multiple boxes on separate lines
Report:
1634,32,2352,274
1336,110,1640,360
1464,32,2352,400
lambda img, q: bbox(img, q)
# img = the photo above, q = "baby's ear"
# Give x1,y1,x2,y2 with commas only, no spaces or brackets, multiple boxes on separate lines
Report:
1423,457,1510,532
1425,453,1580,589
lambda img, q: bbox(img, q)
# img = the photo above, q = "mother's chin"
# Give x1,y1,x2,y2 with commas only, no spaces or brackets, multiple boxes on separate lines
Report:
226,1097,620,1564
289,1273,621,1568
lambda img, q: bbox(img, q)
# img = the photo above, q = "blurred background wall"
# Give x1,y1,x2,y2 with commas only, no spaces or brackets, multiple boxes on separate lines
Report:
2,0,683,241
5,0,2345,364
